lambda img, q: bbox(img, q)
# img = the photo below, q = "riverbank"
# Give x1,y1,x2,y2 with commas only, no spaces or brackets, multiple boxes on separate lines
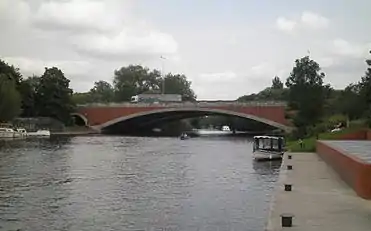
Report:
266,152,371,230
51,130,100,136
286,127,371,152
51,126,100,136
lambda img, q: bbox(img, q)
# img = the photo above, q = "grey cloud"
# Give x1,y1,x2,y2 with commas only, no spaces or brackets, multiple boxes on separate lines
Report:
323,56,369,87
32,20,111,35
1,0,371,100
72,47,162,62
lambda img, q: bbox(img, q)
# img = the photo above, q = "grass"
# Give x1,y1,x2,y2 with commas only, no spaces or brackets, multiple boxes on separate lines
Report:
286,137,317,152
286,126,368,152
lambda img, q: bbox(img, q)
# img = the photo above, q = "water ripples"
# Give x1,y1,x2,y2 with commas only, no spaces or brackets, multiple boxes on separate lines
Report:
0,136,280,231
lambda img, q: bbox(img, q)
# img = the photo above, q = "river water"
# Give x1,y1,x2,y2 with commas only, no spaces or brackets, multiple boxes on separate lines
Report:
0,136,281,231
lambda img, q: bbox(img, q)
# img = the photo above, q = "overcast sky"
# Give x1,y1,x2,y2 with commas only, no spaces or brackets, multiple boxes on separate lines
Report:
1,0,370,100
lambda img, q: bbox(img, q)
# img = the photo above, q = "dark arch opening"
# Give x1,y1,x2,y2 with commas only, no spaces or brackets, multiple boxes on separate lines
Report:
100,110,285,136
71,113,87,126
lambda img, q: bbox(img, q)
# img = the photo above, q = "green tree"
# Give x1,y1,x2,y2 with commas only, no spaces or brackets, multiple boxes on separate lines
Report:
113,65,196,102
18,75,40,117
162,74,196,101
36,67,75,124
89,80,114,103
237,76,288,102
72,92,92,105
0,59,23,87
0,74,21,122
0,59,33,118
330,84,365,120
237,94,258,101
237,87,288,101
272,76,284,89
257,87,288,101
113,65,160,101
285,56,326,130
359,51,371,122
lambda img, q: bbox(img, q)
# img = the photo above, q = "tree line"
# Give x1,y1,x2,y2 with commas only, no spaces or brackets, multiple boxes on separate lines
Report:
72,65,196,105
237,52,371,138
0,61,196,125
1,50,370,133
0,61,75,124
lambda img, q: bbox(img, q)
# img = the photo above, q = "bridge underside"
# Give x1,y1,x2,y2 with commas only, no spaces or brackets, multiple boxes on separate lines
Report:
98,110,285,136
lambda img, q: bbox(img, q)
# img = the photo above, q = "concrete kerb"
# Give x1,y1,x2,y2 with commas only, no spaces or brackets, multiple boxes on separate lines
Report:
265,152,371,231
265,153,291,230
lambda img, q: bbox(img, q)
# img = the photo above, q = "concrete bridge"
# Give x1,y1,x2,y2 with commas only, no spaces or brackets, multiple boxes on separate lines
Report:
73,101,292,133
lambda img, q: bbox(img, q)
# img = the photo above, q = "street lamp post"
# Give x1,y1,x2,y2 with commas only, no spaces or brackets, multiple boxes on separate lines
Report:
160,56,166,95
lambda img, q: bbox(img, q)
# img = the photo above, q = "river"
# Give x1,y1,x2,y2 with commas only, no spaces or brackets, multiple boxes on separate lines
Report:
0,136,281,231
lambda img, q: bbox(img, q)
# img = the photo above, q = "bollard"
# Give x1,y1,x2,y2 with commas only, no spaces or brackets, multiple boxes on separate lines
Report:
284,184,292,191
281,213,294,227
287,165,293,170
288,155,292,159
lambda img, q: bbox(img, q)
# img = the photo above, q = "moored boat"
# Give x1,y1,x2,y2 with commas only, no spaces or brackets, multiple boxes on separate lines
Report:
252,135,285,161
0,127,15,138
28,129,51,137
180,133,189,140
14,128,28,138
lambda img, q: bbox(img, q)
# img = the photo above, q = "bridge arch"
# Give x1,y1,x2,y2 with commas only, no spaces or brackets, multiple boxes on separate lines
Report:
71,113,88,126
94,107,292,132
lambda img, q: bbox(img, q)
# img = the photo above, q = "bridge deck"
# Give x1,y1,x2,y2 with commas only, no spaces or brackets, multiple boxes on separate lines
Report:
77,101,287,108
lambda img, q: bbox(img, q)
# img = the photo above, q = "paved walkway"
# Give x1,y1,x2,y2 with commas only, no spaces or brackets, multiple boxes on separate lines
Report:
265,152,371,231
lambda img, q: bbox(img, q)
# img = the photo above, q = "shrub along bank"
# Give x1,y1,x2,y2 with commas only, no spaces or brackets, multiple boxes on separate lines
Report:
286,125,370,152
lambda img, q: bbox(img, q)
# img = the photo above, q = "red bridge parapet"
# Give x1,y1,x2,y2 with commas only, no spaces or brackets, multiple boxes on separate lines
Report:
75,101,291,131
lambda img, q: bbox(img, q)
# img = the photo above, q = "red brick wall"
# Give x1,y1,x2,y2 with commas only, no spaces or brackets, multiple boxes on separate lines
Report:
316,141,371,199
337,130,367,140
78,106,167,126
367,130,371,140
78,105,289,126
208,106,288,125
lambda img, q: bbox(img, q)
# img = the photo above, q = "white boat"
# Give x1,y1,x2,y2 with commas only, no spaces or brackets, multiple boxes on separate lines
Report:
152,128,162,133
252,135,285,161
0,127,15,138
222,125,231,132
14,128,28,138
180,133,189,140
28,129,51,137
197,125,234,136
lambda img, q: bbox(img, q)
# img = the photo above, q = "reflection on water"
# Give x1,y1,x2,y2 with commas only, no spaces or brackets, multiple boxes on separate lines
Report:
0,136,280,231
252,160,282,175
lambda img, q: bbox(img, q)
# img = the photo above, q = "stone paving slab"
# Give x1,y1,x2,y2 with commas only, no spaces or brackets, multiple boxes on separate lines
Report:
265,152,371,231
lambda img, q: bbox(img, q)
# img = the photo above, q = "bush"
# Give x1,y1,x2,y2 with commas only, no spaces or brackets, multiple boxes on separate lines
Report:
348,119,367,128
286,137,317,152
307,123,328,137
327,114,347,128
286,126,367,152
289,127,307,140
12,117,65,132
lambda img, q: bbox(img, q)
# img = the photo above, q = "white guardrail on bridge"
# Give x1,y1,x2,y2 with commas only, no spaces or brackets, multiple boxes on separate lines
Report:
77,101,287,108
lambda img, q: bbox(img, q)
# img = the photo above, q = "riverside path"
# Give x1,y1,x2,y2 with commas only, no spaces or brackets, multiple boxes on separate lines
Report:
266,152,371,231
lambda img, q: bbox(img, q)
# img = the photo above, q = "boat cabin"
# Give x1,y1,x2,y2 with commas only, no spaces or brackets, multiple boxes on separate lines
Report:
0,128,14,132
253,136,285,153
